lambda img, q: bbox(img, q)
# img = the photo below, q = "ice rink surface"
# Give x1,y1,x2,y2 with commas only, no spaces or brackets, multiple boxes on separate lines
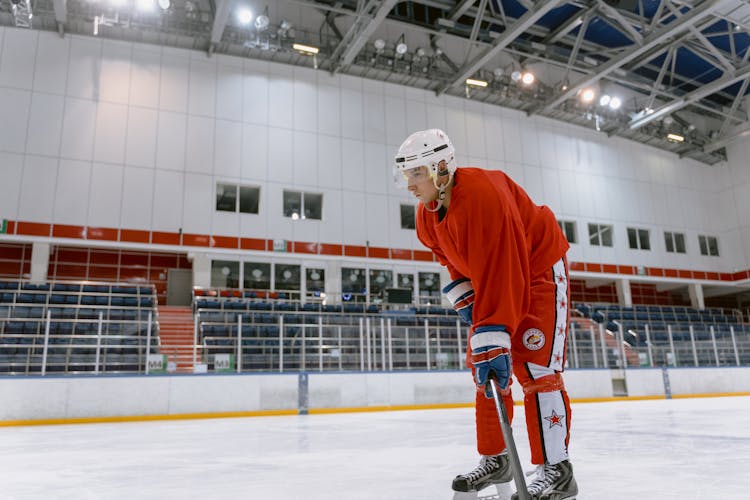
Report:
1,396,749,500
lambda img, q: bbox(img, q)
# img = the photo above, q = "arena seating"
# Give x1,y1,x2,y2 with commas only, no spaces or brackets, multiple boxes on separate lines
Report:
192,290,462,372
574,303,749,366
0,281,159,374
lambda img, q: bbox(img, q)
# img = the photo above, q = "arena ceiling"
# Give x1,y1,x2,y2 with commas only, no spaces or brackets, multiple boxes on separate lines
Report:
3,0,750,165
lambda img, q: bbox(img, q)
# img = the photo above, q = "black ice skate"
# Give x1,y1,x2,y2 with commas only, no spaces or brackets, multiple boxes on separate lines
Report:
511,460,578,500
452,454,512,492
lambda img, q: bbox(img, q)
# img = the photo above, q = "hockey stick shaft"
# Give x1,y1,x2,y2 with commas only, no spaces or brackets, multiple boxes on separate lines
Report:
489,380,530,500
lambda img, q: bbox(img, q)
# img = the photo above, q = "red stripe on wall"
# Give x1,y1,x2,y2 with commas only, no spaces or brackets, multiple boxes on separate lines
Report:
152,231,180,245
368,247,389,259
52,224,85,239
413,250,433,262
294,241,319,254
87,226,118,241
344,245,366,257
17,221,51,237
240,238,266,251
121,229,150,243
391,249,412,260
318,243,342,256
183,234,210,247
212,236,239,249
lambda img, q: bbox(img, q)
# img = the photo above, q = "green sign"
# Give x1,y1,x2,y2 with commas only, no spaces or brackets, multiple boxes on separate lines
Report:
0,219,6,234
273,239,287,252
214,353,235,372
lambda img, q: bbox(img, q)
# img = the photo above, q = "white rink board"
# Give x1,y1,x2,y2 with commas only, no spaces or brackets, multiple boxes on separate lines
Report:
0,367,748,421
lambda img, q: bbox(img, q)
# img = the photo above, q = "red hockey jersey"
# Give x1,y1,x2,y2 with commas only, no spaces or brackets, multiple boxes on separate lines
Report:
416,168,569,337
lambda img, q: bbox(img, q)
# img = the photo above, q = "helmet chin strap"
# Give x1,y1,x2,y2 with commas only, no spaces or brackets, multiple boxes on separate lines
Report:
424,170,452,213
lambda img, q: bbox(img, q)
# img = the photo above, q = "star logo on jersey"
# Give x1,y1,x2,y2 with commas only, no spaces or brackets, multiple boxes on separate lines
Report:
544,410,565,429
554,353,562,364
557,275,567,285
559,299,567,310
557,325,565,336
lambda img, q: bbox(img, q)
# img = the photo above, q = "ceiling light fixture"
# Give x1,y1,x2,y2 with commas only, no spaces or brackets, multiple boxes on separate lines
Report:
237,8,253,25
667,133,684,142
395,34,408,55
293,43,319,55
465,78,488,87
580,88,596,103
521,71,535,85
609,97,622,110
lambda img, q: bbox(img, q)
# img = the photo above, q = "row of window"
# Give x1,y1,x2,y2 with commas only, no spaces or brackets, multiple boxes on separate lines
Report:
216,183,323,221
216,186,720,258
211,259,441,303
558,220,720,257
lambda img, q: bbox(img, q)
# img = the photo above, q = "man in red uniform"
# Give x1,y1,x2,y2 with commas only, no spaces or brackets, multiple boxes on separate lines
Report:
394,129,578,500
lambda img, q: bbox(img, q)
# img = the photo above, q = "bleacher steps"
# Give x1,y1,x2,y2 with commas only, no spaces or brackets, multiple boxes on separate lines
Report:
156,305,195,373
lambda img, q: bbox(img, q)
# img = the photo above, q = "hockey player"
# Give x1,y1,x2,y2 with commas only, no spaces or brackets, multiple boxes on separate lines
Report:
394,129,578,500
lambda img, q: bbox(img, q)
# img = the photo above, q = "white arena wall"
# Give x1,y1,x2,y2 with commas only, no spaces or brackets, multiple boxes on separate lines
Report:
1,368,749,423
0,25,748,274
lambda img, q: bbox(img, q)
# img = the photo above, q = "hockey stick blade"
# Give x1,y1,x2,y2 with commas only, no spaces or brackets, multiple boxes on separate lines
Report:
489,380,530,500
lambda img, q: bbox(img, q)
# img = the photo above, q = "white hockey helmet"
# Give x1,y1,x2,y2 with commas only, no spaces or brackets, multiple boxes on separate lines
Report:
393,128,456,189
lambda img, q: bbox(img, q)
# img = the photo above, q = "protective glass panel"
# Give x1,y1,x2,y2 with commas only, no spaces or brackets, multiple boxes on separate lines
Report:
211,260,240,288
243,262,271,290
275,264,301,291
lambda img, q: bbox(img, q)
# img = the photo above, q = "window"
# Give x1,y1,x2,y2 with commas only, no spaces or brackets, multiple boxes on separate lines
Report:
418,271,441,303
400,204,416,230
588,223,613,247
698,235,719,256
306,268,325,294
275,264,301,291
243,262,271,290
283,190,322,220
557,220,577,244
342,267,366,301
664,232,686,254
211,260,240,288
216,183,260,214
369,269,393,300
627,227,651,250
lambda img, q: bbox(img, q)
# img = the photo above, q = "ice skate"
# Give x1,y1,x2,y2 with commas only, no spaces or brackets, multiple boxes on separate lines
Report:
510,460,577,500
452,453,512,494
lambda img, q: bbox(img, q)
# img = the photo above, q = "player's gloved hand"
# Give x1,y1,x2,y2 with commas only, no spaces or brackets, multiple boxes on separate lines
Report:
442,278,474,325
470,326,511,398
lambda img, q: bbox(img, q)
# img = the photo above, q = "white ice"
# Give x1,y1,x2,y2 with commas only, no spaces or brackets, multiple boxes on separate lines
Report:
1,396,749,500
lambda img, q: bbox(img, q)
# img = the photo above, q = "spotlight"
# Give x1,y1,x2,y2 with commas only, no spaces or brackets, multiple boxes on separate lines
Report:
373,39,386,51
255,14,269,30
510,70,522,82
666,133,684,142
293,43,319,55
580,88,596,103
609,97,622,110
599,94,611,106
157,0,170,9
237,8,252,25
521,71,535,85
395,35,408,56
465,78,488,88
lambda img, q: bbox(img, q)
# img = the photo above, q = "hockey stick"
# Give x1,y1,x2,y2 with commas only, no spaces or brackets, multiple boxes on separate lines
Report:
488,380,530,500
